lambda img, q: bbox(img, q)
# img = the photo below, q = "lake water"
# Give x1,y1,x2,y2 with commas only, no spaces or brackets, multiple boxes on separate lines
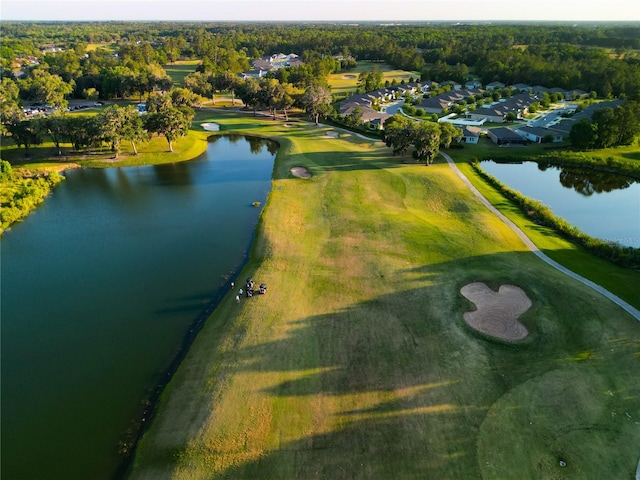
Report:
1,135,277,480
480,160,640,248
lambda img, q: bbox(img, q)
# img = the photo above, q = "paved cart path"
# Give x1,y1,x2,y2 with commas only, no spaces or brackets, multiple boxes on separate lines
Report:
440,151,640,322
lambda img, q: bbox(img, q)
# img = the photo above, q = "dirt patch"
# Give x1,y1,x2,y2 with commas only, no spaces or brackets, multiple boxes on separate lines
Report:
342,74,357,79
460,282,532,342
290,166,312,179
325,131,339,138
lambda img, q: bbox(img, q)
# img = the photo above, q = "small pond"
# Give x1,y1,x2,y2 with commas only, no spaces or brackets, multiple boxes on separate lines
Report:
481,160,640,249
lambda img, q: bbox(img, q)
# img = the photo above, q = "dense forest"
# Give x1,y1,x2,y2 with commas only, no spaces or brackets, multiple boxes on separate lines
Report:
2,21,640,98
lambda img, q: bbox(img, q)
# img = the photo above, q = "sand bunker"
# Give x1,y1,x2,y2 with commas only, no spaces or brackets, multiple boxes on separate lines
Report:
460,282,532,342
201,123,220,131
290,166,312,179
325,131,339,138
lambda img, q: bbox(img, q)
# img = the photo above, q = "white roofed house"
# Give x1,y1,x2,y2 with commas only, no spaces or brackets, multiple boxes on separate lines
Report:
246,53,304,78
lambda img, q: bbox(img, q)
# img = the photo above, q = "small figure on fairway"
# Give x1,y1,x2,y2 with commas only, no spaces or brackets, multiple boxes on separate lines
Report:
235,295,240,303
239,288,243,295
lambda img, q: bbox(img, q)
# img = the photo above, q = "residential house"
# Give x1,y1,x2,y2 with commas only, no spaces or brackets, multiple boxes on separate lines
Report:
441,80,462,91
487,127,528,146
511,83,532,93
485,81,505,90
465,80,482,90
466,93,538,123
246,53,304,78
532,85,549,94
565,89,590,100
459,126,482,144
417,88,483,114
514,126,565,143
552,99,624,135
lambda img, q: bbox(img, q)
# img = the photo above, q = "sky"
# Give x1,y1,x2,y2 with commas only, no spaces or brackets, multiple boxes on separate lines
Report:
2,0,639,22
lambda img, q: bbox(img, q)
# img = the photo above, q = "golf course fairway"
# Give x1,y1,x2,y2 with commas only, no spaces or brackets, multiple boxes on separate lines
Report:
128,116,639,480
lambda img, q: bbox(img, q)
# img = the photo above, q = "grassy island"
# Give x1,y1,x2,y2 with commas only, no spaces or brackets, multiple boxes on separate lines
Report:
127,114,639,480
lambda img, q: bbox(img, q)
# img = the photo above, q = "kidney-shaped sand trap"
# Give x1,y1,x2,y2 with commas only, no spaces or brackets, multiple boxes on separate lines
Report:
290,166,312,178
460,282,532,341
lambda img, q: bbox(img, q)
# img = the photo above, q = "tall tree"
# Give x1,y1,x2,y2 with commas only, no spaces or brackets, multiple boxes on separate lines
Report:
6,119,44,157
300,83,333,125
40,112,69,156
383,114,414,157
0,77,24,133
20,69,74,108
438,122,463,148
144,107,193,152
96,105,146,157
411,121,441,165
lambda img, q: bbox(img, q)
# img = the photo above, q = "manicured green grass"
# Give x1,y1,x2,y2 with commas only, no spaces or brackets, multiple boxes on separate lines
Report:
328,62,420,97
164,60,200,87
128,114,639,480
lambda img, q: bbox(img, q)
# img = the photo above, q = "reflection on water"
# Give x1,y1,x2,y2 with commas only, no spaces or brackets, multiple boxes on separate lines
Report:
481,160,640,248
534,163,637,196
0,136,276,480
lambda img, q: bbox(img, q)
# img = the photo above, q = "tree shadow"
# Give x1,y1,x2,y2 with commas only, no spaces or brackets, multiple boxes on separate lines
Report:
193,251,639,479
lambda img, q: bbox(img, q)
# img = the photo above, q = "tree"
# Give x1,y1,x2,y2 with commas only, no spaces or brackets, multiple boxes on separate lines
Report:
144,107,192,152
20,69,74,108
382,114,413,156
258,78,283,119
40,112,70,156
184,71,214,101
1,77,24,133
300,83,333,125
236,77,261,115
411,121,441,165
96,105,146,158
170,87,203,108
569,118,597,149
438,122,463,148
6,119,44,157
66,116,101,151
120,106,147,155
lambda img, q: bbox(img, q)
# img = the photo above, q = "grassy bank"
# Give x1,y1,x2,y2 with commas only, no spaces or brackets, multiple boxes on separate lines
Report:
128,114,639,479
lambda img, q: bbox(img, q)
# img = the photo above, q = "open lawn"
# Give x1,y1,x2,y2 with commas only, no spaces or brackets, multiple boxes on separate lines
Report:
164,60,201,86
128,114,639,480
328,61,420,97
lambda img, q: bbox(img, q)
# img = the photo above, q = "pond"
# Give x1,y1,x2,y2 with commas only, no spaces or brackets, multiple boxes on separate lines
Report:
1,135,277,480
480,160,640,249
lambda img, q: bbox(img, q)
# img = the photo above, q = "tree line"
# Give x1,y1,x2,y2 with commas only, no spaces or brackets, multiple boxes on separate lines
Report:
569,99,640,150
4,97,194,157
2,22,639,97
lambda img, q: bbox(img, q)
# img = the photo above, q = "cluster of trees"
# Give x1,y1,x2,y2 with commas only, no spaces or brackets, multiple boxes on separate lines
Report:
569,99,640,150
0,159,64,232
382,114,462,164
4,91,195,157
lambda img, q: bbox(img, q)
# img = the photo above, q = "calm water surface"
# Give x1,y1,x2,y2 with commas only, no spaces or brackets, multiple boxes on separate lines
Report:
481,160,640,248
1,135,277,479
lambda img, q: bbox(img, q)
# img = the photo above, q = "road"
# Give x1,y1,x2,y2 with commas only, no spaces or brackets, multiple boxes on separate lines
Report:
439,152,640,322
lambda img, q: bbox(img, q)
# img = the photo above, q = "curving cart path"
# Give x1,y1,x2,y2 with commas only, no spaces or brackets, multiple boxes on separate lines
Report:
440,152,640,322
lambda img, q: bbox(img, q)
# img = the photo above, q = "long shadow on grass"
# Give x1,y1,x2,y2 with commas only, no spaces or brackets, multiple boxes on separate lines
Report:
276,150,404,178
214,252,639,479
